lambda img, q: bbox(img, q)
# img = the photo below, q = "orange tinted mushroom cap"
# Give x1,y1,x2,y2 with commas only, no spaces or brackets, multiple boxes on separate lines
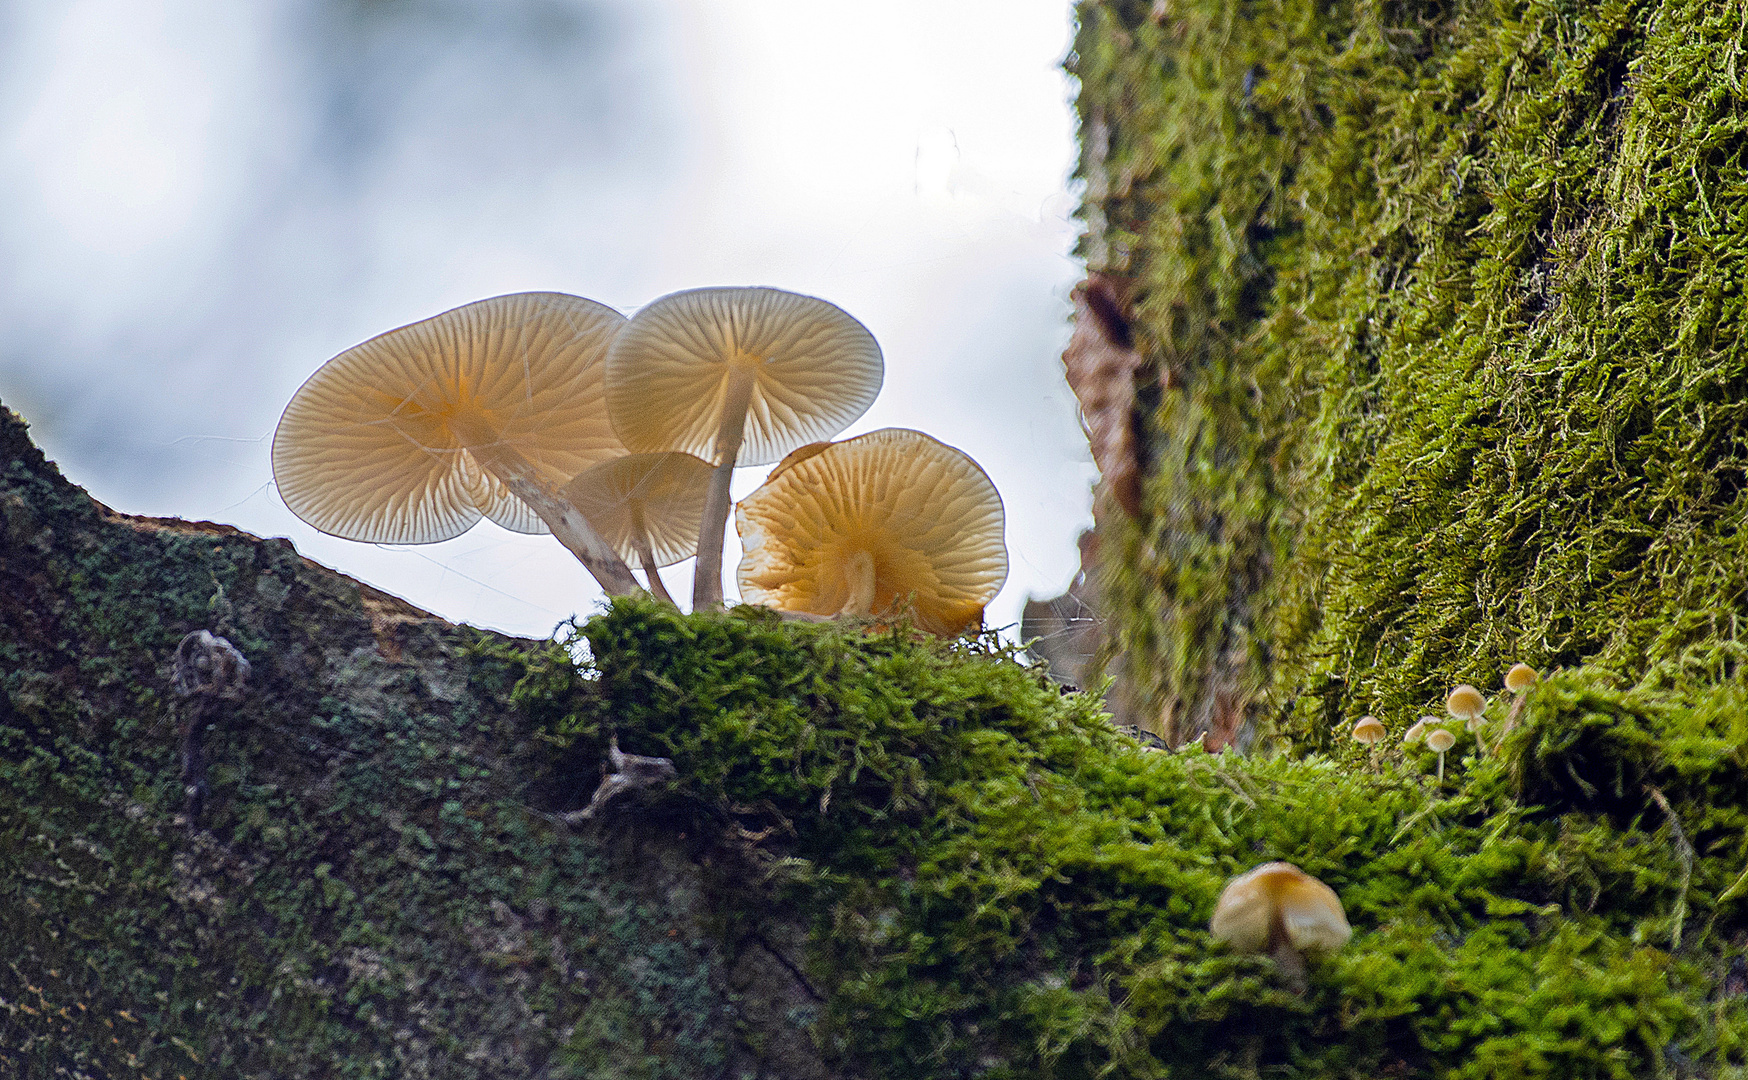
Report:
1209,862,1352,957
735,428,1007,635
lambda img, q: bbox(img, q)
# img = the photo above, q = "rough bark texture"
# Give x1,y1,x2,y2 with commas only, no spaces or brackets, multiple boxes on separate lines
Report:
0,402,825,1080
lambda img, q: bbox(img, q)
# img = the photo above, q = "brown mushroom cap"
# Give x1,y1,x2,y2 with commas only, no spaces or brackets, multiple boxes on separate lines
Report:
1425,728,1457,753
1505,663,1540,693
605,286,883,467
273,292,627,544
1351,716,1386,745
1209,862,1351,956
1446,684,1487,721
560,452,714,568
735,428,1007,635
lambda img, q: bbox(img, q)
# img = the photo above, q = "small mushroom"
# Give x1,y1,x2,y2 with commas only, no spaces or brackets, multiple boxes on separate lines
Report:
1502,662,1540,733
1446,683,1489,755
1425,726,1457,781
1403,716,1436,745
272,292,640,595
1210,861,1351,988
605,287,883,609
1351,716,1385,747
735,428,1007,635
561,452,714,606
1504,664,1539,693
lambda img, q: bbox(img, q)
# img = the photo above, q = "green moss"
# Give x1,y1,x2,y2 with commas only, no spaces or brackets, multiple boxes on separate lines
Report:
537,598,1748,1079
1071,0,1748,745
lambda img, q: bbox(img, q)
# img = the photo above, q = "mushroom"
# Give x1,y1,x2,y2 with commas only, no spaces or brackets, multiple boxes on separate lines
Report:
560,452,714,605
1209,861,1351,988
273,292,641,595
1502,662,1540,733
1402,716,1436,745
1425,726,1457,781
605,286,883,609
735,428,1007,636
1446,683,1489,755
1351,716,1385,747
1505,663,1539,693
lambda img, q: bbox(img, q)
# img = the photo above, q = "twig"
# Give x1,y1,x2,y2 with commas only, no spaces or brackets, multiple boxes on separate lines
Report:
1645,785,1693,949
562,737,677,824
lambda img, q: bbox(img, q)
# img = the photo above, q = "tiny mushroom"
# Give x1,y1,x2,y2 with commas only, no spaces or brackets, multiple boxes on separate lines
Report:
1447,684,1487,726
1425,726,1457,781
1503,662,1540,732
1447,683,1489,755
1505,663,1540,693
1403,716,1436,745
1209,861,1352,988
735,428,1007,636
605,286,883,609
561,452,715,606
273,292,640,595
1351,716,1386,747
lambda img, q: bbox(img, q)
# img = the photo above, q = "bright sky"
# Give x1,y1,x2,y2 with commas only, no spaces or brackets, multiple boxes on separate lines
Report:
0,0,1093,641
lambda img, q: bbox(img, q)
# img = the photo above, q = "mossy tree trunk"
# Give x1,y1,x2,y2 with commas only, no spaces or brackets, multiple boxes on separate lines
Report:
1068,0,1748,747
0,404,826,1080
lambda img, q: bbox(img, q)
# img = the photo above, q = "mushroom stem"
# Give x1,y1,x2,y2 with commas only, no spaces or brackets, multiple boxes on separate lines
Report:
693,366,758,610
1437,750,1447,783
449,415,643,596
636,537,676,607
838,550,877,618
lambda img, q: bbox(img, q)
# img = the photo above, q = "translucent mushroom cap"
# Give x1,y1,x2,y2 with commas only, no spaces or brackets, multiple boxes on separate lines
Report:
273,293,627,543
1505,663,1540,693
560,452,714,568
1446,684,1487,721
605,286,883,466
1426,728,1457,753
1209,861,1352,956
1351,716,1386,745
1403,717,1435,744
735,428,1007,635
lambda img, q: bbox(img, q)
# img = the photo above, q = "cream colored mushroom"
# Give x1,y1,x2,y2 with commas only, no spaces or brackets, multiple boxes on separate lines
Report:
272,293,640,594
561,452,713,605
605,287,883,609
735,428,1006,636
1351,716,1385,747
1426,726,1457,781
1447,683,1490,755
1502,662,1540,733
1504,664,1539,693
1403,716,1436,745
1210,862,1351,987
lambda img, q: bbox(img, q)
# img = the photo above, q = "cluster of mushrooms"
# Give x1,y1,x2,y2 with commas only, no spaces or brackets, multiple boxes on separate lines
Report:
1348,663,1542,780
1208,665,1547,984
271,287,1009,635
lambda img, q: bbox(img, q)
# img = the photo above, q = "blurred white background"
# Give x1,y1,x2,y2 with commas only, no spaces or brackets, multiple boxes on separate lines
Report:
0,0,1092,640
